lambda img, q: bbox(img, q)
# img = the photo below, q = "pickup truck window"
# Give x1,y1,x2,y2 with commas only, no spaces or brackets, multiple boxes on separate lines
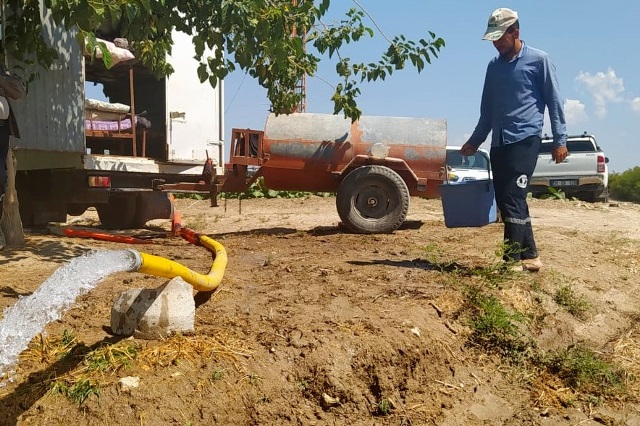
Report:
446,150,489,169
539,140,597,154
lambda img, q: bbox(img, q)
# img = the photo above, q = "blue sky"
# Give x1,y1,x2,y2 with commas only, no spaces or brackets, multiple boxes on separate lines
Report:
223,1,639,173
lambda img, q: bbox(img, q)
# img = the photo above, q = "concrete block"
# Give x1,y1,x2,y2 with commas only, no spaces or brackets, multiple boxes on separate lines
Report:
111,277,195,339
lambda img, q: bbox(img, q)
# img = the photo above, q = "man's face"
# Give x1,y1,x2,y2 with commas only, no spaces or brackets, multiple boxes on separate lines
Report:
493,28,519,59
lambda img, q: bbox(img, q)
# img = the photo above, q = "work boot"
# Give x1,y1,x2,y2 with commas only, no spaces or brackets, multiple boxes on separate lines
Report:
522,257,543,272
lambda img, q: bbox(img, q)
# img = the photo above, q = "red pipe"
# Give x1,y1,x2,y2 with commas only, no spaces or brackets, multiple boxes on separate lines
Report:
63,228,154,245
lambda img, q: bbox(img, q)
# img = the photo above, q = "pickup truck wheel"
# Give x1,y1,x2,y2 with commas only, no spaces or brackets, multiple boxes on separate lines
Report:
97,195,137,229
598,188,610,203
336,165,410,234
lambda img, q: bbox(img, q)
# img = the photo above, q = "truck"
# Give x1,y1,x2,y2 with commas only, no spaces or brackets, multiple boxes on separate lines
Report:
11,13,224,230
167,112,448,234
529,133,609,202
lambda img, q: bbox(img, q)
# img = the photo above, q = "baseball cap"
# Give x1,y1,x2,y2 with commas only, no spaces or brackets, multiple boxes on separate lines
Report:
482,8,518,41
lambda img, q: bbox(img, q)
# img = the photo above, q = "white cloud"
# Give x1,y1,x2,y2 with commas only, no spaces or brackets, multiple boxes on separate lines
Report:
564,99,588,125
575,68,624,118
631,97,640,113
543,99,587,136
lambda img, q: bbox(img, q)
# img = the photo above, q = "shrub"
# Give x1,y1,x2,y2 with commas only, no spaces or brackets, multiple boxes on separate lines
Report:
219,176,334,200
609,167,640,203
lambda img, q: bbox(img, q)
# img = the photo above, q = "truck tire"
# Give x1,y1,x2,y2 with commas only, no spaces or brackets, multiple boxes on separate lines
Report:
581,189,609,203
598,188,610,203
336,165,410,234
97,194,137,229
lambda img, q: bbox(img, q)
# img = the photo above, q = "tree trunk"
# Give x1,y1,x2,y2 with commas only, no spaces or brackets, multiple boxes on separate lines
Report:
0,147,25,247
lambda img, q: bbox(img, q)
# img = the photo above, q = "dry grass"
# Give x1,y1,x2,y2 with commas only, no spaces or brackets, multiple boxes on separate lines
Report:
19,330,77,366
14,330,254,405
433,289,465,314
531,372,578,409
137,332,253,370
611,330,640,399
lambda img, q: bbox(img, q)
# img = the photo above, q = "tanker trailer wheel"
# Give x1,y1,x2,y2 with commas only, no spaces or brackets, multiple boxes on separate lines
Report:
336,165,410,234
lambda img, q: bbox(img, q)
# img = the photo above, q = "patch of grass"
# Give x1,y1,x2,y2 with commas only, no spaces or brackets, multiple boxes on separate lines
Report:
553,285,590,318
61,329,76,347
21,330,78,364
36,332,252,405
376,398,394,416
67,379,100,405
245,373,262,386
296,379,308,393
422,243,458,272
540,187,566,200
458,242,529,287
211,368,225,382
498,240,526,262
464,286,531,358
449,242,632,405
219,177,335,200
172,193,207,201
542,345,624,398
83,343,138,373
51,378,100,406
186,213,208,231
422,241,525,283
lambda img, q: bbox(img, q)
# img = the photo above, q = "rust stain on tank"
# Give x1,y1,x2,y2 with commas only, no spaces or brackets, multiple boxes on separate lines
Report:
232,112,447,194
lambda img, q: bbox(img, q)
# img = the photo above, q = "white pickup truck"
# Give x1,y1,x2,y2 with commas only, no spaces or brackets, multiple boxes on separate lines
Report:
530,134,609,202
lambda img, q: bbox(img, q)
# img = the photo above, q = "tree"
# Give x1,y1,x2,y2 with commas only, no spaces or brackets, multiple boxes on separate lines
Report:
0,0,445,248
3,0,445,121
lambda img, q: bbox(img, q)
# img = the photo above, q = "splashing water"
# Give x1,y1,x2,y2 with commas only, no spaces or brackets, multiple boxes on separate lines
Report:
0,250,139,383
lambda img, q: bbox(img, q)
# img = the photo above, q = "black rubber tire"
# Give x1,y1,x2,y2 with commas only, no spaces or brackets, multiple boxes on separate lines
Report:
580,190,608,203
336,165,410,234
598,188,610,203
97,194,137,229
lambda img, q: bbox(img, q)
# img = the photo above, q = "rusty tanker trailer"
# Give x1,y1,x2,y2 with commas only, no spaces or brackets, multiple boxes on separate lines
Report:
217,112,448,234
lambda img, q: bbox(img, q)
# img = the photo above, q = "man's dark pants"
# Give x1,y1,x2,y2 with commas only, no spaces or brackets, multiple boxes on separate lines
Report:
490,135,542,261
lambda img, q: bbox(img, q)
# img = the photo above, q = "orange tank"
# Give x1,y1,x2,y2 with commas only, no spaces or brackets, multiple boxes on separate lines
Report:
224,113,448,234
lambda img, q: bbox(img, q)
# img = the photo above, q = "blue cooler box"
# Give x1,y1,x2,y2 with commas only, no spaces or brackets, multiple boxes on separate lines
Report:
439,180,497,228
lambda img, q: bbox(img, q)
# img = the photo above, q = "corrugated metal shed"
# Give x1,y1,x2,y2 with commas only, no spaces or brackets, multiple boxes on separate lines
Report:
11,7,84,154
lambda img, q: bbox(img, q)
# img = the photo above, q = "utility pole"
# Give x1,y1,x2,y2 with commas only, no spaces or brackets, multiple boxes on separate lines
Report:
292,0,306,113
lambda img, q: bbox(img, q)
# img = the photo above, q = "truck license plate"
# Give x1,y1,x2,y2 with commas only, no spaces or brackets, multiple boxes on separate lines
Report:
550,179,578,187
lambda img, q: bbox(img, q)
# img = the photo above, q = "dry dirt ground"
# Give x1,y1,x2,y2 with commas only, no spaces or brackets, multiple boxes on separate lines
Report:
1,195,639,425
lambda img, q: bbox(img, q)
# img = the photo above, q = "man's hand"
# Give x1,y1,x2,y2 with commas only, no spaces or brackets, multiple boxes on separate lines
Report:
552,145,568,164
460,142,478,156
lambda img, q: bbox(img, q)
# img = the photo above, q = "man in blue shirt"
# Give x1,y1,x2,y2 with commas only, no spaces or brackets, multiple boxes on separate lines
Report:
460,8,568,272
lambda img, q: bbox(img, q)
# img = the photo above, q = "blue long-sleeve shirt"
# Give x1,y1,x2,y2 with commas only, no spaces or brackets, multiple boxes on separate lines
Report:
468,42,567,149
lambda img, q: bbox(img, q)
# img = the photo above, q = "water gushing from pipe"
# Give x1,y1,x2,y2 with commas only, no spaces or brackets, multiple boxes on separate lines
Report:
0,250,139,384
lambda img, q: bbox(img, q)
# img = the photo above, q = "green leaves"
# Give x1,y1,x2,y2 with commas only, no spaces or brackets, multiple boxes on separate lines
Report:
310,6,445,121
4,0,445,123
83,32,114,69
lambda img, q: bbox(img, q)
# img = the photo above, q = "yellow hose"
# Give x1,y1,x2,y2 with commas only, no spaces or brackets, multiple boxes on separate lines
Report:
134,235,227,292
